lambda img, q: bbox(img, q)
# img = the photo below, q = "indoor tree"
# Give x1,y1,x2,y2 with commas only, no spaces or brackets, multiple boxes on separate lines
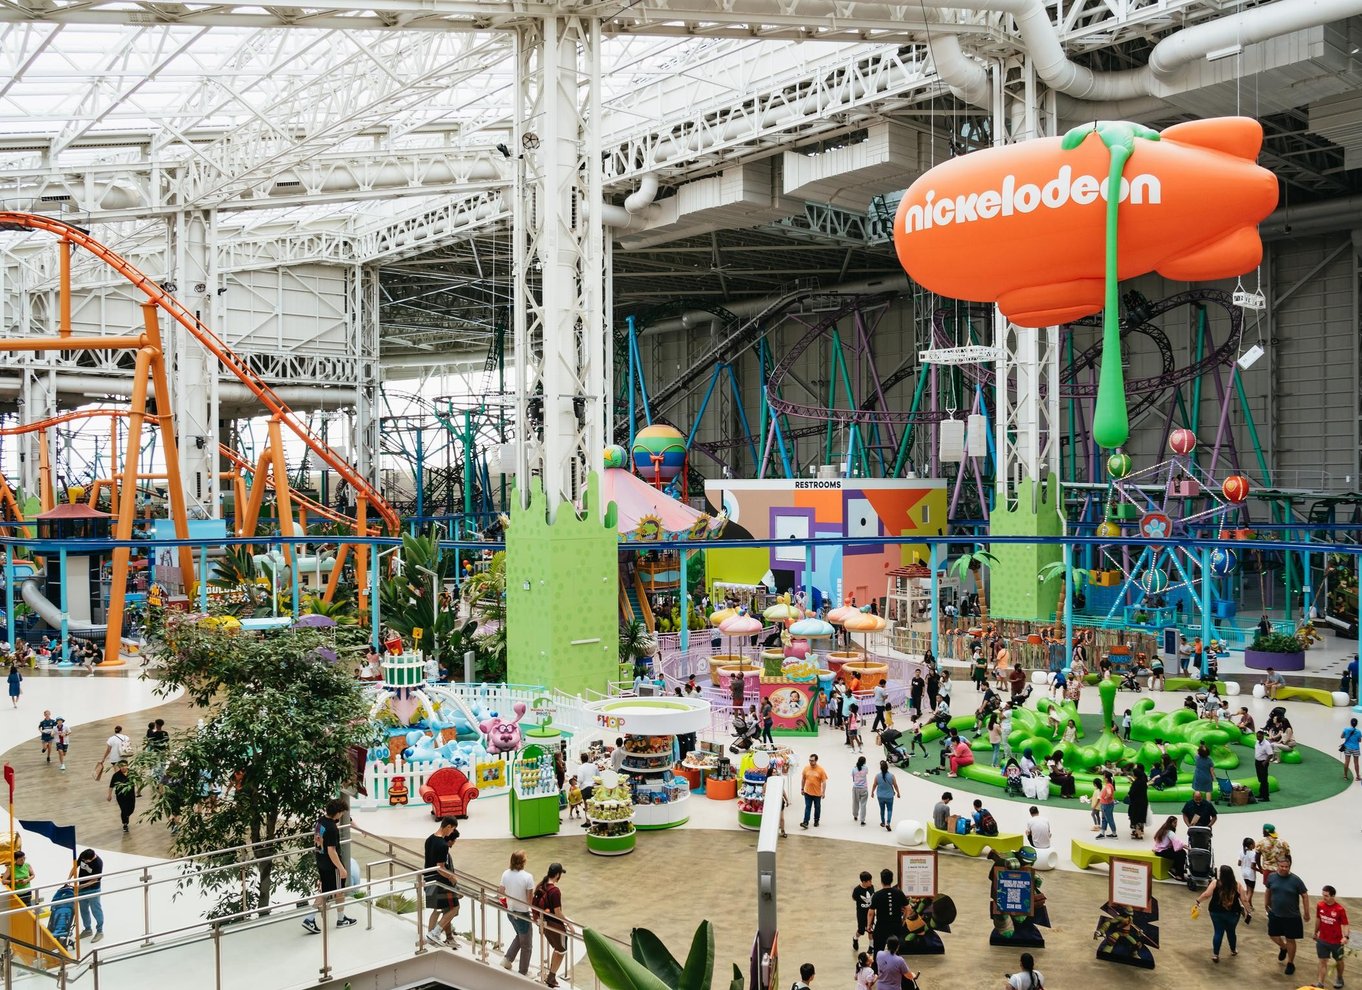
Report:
462,550,508,682
949,547,998,623
132,622,377,916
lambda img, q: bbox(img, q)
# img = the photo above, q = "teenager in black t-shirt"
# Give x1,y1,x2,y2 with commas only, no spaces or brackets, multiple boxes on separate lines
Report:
303,798,354,934
866,868,908,952
423,817,460,945
851,871,875,950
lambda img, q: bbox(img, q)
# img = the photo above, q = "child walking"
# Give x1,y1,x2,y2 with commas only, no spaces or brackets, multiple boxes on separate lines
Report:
1088,777,1103,832
54,718,70,771
567,776,584,819
845,705,863,752
1121,709,1133,741
1238,837,1256,924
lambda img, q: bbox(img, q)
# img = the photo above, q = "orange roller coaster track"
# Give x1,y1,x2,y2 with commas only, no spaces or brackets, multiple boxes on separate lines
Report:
0,212,398,533
0,212,397,659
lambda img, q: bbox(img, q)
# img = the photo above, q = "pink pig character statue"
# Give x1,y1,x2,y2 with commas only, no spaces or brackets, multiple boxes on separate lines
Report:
479,701,528,754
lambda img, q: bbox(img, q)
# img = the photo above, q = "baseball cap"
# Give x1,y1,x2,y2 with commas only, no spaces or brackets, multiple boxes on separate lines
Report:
1262,823,1276,834
548,862,567,877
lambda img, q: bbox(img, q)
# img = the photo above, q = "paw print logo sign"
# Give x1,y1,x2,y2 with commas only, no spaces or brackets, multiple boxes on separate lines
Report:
1138,513,1172,540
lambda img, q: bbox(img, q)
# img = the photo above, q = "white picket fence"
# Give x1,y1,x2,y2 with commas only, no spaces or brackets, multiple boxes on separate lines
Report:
363,752,511,808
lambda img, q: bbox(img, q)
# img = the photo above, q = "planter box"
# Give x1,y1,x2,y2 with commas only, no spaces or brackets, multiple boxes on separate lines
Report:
1243,648,1305,672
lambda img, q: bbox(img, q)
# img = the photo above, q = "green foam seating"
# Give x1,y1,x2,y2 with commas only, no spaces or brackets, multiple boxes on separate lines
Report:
926,822,1024,857
1071,838,1172,880
1275,686,1335,707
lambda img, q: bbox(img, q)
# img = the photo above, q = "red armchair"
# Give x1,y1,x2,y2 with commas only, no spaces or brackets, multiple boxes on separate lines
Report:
419,767,480,818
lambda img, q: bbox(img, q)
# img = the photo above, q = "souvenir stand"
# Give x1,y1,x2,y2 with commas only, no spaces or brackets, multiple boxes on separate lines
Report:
583,696,711,830
586,769,636,856
737,745,791,830
509,742,561,839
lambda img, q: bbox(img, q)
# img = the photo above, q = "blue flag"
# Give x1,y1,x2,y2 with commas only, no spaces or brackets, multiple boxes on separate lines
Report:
18,819,77,857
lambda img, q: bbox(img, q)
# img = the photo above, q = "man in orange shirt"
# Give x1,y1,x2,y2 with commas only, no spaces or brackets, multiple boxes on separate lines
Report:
799,753,829,829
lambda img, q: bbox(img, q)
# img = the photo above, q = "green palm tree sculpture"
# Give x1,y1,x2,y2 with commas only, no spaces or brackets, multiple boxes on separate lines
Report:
1060,120,1161,451
950,548,999,623
1036,560,1090,624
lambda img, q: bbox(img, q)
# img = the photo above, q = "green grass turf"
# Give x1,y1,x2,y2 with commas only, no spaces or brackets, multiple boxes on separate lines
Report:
902,712,1352,814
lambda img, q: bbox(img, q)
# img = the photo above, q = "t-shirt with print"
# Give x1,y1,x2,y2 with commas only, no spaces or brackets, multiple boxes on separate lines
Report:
1256,835,1290,870
852,882,874,924
869,887,907,936
1317,901,1349,945
38,717,57,740
76,854,104,892
1265,870,1307,919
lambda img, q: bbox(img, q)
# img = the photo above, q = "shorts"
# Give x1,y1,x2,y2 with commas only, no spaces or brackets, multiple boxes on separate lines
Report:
40,734,52,743
1241,877,1255,892
545,928,567,952
425,883,459,911
318,864,340,894
57,744,68,753
1317,940,1345,961
1267,915,1303,940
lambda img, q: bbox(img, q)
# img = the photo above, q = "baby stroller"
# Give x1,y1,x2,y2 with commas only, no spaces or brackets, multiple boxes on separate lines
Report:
880,728,910,769
729,713,758,754
1118,667,1142,692
1185,825,1214,891
47,883,76,950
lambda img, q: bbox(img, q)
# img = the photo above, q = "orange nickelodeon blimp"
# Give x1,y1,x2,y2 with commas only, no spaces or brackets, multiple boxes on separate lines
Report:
891,117,1279,327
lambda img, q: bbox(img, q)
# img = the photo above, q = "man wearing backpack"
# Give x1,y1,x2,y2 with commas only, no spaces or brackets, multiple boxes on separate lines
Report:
95,725,132,781
972,799,998,836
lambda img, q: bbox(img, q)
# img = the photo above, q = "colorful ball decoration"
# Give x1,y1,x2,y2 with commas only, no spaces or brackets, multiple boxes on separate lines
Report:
1096,521,1122,539
603,444,627,469
1168,429,1197,455
631,424,687,484
1106,452,1133,479
1209,547,1238,576
1140,568,1169,594
1221,474,1250,503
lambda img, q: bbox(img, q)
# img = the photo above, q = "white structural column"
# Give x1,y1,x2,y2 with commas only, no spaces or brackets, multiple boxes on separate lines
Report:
171,211,222,518
352,264,382,489
993,314,1061,511
992,56,1061,513
513,15,607,515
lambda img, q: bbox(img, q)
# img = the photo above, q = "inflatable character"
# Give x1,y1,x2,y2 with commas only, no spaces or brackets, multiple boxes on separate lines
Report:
479,701,528,754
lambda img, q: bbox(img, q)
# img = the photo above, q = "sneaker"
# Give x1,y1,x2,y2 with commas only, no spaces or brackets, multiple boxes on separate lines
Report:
545,976,559,989
302,918,320,935
91,932,104,944
122,824,129,833
427,931,445,946
336,916,357,929
79,929,92,939
852,937,859,951
1284,963,1295,976
799,822,808,830
1333,980,1344,988
1280,948,1288,962
502,957,514,970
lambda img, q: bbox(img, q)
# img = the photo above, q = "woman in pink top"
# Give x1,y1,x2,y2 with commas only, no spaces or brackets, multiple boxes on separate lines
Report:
948,738,975,777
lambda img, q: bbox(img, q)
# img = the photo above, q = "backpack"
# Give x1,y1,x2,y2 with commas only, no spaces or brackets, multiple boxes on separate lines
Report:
531,884,546,921
954,817,971,835
977,810,998,836
117,735,133,758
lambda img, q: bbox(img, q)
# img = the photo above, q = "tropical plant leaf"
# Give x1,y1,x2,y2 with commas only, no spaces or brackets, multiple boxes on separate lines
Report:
584,929,672,990
728,962,745,990
631,927,683,988
677,920,715,990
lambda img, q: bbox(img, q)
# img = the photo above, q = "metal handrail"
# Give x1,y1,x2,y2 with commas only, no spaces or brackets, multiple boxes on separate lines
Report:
0,823,625,990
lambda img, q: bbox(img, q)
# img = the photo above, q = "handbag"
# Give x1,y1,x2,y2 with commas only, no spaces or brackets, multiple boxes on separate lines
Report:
1190,902,1200,920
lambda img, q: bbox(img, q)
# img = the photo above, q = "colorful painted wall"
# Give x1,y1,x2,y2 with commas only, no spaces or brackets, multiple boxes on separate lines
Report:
507,474,619,697
702,478,948,606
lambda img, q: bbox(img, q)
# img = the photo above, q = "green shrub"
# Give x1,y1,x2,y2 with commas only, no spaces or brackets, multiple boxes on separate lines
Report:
1250,631,1304,654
